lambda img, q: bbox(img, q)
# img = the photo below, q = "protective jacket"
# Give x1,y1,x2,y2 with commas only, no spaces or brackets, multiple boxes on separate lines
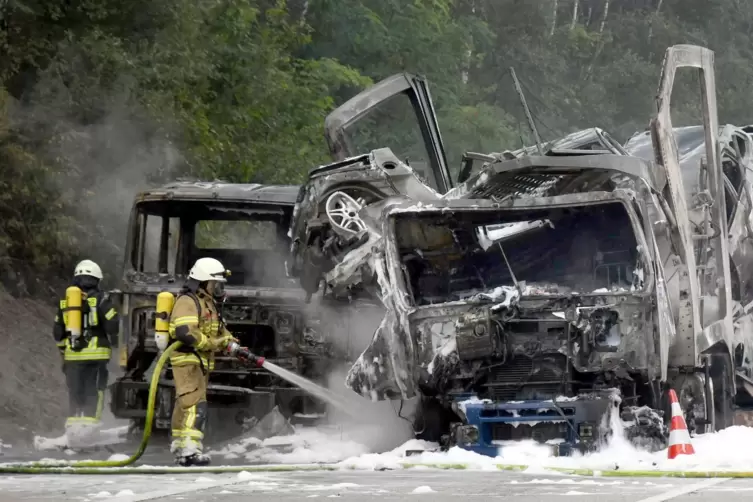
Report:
168,289,234,371
53,288,119,362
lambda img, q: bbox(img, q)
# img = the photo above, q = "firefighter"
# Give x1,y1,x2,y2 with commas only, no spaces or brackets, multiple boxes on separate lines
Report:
166,257,261,466
53,259,119,447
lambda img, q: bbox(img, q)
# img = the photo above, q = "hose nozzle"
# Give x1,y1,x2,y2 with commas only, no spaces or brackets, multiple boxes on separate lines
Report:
227,342,265,367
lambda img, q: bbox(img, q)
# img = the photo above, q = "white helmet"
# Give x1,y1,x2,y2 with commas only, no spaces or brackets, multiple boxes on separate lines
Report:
74,260,103,280
188,257,228,282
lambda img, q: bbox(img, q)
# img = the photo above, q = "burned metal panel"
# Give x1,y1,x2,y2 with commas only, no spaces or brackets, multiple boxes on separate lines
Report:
456,128,632,184
644,189,677,383
324,73,452,194
510,127,630,158
651,44,734,371
343,244,418,401
445,154,662,202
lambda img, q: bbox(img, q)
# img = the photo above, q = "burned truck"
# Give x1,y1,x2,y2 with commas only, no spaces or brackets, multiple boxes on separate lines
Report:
288,45,753,455
110,182,339,438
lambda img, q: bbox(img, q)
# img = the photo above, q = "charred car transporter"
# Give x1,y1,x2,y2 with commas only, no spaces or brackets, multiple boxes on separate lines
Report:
288,44,753,456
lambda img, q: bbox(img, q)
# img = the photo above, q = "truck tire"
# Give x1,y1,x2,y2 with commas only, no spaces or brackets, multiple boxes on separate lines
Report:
414,398,448,443
711,353,735,431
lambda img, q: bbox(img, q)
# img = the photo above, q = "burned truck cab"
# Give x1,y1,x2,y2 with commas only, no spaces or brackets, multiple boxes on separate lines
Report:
346,157,669,455
111,182,333,437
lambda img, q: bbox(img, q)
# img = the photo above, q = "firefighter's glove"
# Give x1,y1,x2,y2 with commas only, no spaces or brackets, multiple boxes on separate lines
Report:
207,334,234,352
155,332,169,352
226,341,265,368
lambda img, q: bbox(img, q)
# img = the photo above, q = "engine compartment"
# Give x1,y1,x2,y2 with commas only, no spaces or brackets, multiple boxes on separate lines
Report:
394,200,656,411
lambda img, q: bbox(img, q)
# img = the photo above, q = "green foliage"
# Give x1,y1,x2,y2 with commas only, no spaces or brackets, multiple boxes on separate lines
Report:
2,0,753,290
0,89,75,288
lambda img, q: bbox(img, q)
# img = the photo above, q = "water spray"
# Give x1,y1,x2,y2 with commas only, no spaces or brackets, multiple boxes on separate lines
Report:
226,341,357,418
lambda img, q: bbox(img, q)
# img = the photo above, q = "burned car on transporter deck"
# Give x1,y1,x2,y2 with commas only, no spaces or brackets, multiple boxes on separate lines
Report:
288,45,753,455
110,182,339,438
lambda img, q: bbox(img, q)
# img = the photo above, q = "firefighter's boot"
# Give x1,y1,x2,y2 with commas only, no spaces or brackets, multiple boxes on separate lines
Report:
171,438,211,466
65,417,102,449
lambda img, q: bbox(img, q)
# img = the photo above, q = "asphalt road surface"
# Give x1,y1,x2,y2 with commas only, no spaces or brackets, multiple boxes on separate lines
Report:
0,469,748,502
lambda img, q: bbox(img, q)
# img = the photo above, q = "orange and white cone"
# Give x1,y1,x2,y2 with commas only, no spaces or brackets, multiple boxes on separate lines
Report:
667,388,695,459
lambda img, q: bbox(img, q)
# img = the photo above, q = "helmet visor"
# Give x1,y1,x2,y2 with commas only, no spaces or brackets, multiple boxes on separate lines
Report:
213,281,226,300
209,269,230,282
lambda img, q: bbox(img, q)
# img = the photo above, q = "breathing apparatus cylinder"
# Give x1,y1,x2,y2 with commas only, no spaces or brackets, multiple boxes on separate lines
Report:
65,286,85,351
155,291,175,352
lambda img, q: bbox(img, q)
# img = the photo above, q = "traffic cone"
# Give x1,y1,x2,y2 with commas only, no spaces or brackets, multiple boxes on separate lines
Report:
667,388,695,459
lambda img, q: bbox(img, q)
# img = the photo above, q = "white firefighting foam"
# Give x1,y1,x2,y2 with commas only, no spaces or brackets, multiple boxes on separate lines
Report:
208,425,373,464
6,404,753,473
205,414,753,474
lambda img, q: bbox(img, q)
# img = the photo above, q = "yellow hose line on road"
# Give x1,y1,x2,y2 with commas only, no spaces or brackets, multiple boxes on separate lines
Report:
1,459,751,478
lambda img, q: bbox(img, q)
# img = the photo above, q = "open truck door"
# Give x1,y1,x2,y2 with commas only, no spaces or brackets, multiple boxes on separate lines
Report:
651,45,737,428
324,73,453,194
651,44,733,364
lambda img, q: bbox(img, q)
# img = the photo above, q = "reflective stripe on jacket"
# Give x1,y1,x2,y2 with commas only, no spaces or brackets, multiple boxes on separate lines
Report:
168,290,232,371
54,292,119,362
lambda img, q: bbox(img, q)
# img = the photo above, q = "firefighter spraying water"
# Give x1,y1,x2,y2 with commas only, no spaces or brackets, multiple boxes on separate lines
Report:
157,257,258,466
153,257,355,466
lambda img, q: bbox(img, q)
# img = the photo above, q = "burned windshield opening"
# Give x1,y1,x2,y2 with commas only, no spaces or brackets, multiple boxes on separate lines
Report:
393,202,641,306
129,200,296,288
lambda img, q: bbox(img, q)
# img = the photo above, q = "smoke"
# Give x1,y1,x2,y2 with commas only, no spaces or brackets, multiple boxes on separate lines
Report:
7,55,183,286
52,105,182,279
0,45,183,433
302,295,419,452
304,294,386,360
324,363,418,453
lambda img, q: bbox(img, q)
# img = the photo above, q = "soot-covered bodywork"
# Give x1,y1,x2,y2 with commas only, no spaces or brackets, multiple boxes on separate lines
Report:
289,45,753,455
339,158,668,452
111,182,347,438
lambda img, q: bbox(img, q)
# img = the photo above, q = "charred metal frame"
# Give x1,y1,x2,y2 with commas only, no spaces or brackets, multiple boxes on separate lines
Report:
651,45,733,372
112,182,338,431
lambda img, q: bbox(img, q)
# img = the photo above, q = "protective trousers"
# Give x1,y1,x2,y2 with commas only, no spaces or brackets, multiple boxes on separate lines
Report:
171,363,209,456
64,360,108,427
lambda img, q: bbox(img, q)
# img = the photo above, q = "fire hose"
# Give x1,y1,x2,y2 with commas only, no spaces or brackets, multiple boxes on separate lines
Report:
0,342,751,478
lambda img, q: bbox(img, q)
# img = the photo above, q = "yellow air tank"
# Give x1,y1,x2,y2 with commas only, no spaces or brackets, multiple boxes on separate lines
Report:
64,285,84,337
155,291,175,339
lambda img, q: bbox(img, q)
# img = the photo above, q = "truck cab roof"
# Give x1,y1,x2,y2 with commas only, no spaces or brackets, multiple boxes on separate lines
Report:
135,181,300,205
